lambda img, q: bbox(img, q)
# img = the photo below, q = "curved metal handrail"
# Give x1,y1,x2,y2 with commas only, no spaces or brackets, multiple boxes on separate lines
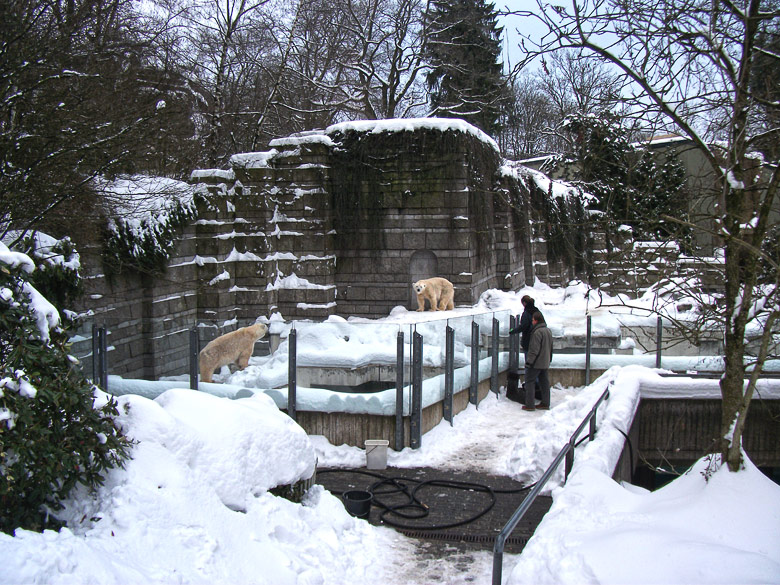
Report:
492,383,612,585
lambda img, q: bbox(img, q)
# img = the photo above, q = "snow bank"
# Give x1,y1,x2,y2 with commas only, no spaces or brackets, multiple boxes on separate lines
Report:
0,388,410,585
507,450,780,584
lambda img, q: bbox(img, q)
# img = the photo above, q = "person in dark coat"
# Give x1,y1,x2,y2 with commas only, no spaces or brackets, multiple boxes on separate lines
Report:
523,311,553,411
508,296,544,403
510,295,539,354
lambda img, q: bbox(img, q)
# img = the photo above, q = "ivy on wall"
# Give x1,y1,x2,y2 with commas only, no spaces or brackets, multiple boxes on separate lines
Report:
524,174,593,277
102,197,199,278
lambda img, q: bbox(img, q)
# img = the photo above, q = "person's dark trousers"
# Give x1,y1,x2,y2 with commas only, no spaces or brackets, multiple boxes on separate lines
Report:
524,366,551,409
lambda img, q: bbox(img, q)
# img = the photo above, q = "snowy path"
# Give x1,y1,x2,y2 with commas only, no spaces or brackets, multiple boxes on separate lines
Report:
314,384,586,585
315,385,582,477
387,385,581,475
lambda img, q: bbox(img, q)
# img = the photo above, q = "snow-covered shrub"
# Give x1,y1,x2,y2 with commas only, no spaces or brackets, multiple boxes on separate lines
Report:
97,175,200,277
16,232,83,313
102,198,196,276
0,243,130,534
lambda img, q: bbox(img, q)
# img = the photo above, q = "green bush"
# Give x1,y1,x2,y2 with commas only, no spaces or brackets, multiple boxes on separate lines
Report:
17,234,83,311
102,196,198,278
0,248,130,534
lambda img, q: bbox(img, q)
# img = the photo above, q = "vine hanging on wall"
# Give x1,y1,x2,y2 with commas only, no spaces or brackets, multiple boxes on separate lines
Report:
98,176,202,278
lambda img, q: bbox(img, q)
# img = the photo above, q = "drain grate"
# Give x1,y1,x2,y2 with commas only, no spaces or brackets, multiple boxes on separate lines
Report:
398,530,528,547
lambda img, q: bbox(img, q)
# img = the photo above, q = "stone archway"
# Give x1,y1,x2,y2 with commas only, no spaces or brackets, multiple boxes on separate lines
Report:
409,250,438,307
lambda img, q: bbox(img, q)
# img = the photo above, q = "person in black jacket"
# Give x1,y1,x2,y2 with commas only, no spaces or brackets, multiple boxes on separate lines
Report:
508,296,544,403
510,295,539,354
523,311,553,411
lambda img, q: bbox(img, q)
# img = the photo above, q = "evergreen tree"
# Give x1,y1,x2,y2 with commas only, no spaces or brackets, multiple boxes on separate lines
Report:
552,111,689,242
0,243,130,534
424,0,506,135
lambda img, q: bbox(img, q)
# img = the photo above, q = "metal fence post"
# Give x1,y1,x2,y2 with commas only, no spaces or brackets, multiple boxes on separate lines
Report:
444,325,454,425
585,314,592,386
288,327,297,421
92,323,100,385
411,331,423,449
395,330,404,450
656,316,663,368
470,321,479,406
98,326,107,390
189,326,199,390
507,315,519,395
491,317,499,396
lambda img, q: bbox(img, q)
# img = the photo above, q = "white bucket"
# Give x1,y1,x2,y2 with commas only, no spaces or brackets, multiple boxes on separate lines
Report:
365,439,389,470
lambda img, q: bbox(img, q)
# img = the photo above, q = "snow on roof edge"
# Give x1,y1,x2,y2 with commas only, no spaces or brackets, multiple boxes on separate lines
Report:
325,117,499,152
190,169,235,182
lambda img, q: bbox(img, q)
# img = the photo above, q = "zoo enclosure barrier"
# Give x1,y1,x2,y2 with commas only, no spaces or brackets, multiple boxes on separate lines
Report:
491,382,612,585
80,312,687,391
83,310,518,449
283,311,509,450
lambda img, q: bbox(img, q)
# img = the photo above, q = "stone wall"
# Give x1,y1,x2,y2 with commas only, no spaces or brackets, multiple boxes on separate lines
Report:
191,122,536,320
69,121,569,380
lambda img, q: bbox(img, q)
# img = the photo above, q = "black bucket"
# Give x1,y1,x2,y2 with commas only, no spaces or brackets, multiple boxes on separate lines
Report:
342,490,372,519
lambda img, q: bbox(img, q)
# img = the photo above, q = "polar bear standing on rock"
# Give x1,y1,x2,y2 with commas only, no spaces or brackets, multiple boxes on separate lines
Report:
199,322,268,383
413,277,455,312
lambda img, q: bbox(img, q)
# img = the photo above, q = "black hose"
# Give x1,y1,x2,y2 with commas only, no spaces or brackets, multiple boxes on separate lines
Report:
317,468,534,531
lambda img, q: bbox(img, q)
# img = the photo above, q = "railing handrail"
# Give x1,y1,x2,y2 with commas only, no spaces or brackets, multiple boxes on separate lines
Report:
492,384,611,585
286,308,511,329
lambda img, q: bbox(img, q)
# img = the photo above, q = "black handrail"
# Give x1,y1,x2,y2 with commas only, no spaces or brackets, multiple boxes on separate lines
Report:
492,383,612,585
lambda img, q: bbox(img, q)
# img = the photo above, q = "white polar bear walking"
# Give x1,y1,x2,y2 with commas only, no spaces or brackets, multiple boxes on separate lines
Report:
413,277,455,312
199,322,268,383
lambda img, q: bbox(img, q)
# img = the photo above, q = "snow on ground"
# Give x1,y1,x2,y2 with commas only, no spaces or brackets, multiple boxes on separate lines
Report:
2,365,778,584
2,281,779,584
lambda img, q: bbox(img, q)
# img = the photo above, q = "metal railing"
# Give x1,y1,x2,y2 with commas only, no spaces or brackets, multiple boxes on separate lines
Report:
283,312,508,449
491,382,612,585
82,310,510,451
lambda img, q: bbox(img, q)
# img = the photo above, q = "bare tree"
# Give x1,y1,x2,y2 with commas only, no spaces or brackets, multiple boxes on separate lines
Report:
505,0,780,471
498,71,560,158
255,0,357,134
340,0,430,120
500,49,624,158
536,49,622,121
0,0,181,244
177,0,272,165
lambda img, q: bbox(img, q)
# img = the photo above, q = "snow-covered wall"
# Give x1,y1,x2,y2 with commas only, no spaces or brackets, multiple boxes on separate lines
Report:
189,118,535,325
70,118,717,380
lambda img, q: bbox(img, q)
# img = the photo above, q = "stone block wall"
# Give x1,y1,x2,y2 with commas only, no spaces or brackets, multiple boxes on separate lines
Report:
190,123,530,321
323,125,506,314
72,226,201,380
70,121,570,380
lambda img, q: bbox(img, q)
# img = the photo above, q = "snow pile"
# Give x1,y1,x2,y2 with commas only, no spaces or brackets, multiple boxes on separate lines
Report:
0,388,407,585
509,450,780,584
